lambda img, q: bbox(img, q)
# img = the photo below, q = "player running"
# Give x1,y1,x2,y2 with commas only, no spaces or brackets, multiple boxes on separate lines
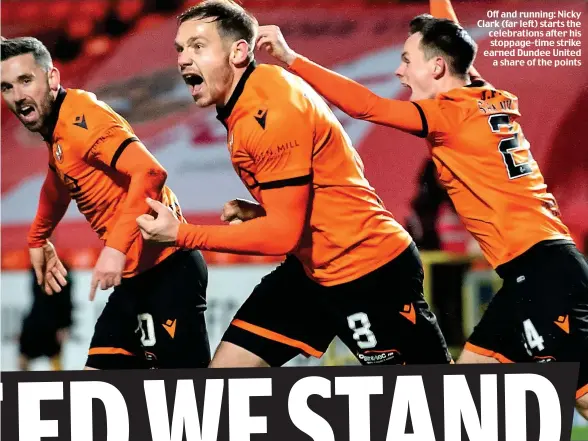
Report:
255,0,588,416
137,0,452,369
1,37,210,370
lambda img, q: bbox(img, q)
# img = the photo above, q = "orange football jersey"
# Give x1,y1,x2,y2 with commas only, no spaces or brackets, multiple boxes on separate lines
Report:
38,88,183,277
414,84,571,267
219,63,412,286
288,56,572,269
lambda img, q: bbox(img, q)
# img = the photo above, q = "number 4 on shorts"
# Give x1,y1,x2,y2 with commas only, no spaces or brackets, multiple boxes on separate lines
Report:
523,318,545,352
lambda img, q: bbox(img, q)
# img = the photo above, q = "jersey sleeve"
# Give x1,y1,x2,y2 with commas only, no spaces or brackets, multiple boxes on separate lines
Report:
27,166,72,247
241,104,314,186
410,98,463,139
288,55,425,136
72,105,139,168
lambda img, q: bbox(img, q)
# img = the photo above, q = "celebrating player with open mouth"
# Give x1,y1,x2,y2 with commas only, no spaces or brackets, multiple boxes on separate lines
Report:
255,0,588,418
1,37,210,371
137,0,453,369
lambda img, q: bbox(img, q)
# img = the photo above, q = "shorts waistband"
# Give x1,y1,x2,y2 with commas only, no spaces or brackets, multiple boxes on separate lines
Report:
495,239,576,280
123,248,186,283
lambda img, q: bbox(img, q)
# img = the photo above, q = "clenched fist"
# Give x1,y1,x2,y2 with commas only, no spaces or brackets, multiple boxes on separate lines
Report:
221,199,266,225
256,25,298,66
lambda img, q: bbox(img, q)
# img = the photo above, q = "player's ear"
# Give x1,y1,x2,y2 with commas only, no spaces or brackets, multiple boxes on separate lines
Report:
230,39,250,67
432,57,446,80
47,66,61,93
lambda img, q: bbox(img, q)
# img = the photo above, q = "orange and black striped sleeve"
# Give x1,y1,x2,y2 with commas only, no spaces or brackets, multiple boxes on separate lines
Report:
175,182,309,256
176,107,312,255
80,115,168,255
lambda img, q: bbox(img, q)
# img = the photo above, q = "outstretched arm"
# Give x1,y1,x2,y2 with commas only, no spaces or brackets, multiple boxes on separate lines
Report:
137,107,313,256
289,56,427,136
137,180,308,256
176,182,308,255
257,26,427,137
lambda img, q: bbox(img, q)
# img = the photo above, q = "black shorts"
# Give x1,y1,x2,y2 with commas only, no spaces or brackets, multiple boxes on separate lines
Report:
222,242,452,367
466,240,588,399
86,249,210,370
19,317,61,360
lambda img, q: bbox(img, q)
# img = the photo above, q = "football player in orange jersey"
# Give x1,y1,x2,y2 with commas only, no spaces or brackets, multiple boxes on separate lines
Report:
138,0,453,369
1,37,210,370
256,0,588,417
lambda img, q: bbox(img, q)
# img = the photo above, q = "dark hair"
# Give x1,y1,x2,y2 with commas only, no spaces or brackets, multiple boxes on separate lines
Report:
409,14,477,78
1,36,53,71
178,0,258,61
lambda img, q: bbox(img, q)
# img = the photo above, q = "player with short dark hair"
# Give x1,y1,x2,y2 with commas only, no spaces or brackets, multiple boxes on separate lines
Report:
1,36,210,370
256,0,588,417
407,14,477,79
137,0,452,368
177,0,258,60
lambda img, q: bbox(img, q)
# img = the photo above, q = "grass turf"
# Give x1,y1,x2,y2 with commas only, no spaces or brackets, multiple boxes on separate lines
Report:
572,426,588,441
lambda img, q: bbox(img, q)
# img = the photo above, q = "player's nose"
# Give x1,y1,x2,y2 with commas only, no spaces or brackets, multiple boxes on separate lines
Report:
177,52,193,68
13,85,25,102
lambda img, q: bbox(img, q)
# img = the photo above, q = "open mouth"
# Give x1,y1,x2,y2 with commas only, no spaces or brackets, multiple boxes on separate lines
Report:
17,104,38,124
183,73,204,96
183,73,203,86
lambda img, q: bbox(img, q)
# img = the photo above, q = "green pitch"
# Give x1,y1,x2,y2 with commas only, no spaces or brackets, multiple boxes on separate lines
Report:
572,426,588,441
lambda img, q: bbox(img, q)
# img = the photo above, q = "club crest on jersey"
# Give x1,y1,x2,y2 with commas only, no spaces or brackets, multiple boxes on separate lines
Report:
54,144,63,163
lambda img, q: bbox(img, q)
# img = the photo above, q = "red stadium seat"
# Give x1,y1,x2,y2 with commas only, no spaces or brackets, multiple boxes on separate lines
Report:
181,0,200,11
80,0,110,21
136,14,168,31
115,0,145,22
14,2,43,23
83,35,113,57
67,18,95,40
52,0,74,23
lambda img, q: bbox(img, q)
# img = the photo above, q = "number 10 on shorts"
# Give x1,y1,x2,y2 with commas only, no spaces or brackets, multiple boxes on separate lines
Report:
347,312,377,349
137,313,156,347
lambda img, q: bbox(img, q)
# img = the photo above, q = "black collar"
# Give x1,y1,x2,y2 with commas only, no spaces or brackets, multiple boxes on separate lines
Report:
43,86,67,143
216,61,257,124
465,79,487,88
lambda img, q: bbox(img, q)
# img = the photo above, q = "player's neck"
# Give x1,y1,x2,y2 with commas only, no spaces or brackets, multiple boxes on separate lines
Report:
221,65,249,107
436,75,468,95
39,124,51,140
39,88,62,141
